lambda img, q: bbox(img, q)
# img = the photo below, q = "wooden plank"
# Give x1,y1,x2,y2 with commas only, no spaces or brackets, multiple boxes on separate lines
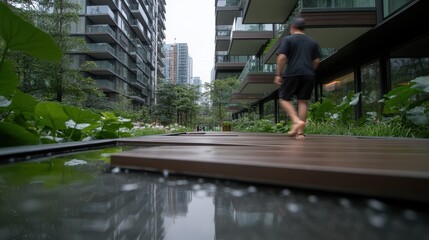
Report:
112,133,429,202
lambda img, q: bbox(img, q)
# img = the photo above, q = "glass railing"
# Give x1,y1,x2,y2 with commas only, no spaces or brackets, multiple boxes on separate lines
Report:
302,0,375,9
232,17,273,32
216,29,231,37
86,24,115,37
216,0,241,7
129,3,150,26
238,57,277,83
216,54,249,63
87,43,115,55
86,5,115,20
95,79,115,90
130,19,145,36
93,61,115,72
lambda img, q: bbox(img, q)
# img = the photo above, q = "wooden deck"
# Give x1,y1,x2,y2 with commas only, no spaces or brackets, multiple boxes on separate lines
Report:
111,132,429,202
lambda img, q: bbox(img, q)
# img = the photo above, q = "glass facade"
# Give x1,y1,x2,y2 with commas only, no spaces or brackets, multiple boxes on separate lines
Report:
216,0,241,7
233,17,273,32
390,58,429,88
322,72,355,102
361,61,382,118
383,0,414,17
262,100,275,121
303,0,375,8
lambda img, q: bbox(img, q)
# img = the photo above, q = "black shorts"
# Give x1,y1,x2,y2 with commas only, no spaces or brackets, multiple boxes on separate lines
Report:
278,75,315,101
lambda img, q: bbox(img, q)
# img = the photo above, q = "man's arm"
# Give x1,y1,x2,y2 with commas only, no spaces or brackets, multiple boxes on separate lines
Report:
274,53,287,84
313,58,320,70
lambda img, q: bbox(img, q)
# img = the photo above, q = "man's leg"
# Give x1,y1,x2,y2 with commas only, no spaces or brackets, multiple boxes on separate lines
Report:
296,100,309,138
297,100,309,123
279,99,305,135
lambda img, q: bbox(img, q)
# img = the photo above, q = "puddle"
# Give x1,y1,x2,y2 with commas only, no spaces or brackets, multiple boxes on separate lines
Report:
0,147,428,239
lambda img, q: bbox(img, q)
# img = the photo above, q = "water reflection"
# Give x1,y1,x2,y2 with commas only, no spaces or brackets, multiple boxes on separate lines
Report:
0,148,428,240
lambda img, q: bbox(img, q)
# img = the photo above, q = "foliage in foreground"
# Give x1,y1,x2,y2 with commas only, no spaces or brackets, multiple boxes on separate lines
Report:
0,3,190,148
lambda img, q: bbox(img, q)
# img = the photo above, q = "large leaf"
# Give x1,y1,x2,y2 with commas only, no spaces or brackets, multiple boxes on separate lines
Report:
35,101,68,130
411,76,429,93
383,84,417,114
0,122,39,147
406,106,429,126
0,61,18,99
10,91,37,120
63,105,100,124
0,2,62,63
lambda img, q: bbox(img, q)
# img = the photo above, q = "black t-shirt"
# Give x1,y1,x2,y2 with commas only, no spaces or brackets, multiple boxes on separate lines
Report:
276,34,320,77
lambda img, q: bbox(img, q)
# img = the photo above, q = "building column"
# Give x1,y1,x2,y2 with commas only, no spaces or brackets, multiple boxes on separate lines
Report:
375,0,384,24
259,101,264,119
354,64,363,120
379,55,391,94
274,91,279,123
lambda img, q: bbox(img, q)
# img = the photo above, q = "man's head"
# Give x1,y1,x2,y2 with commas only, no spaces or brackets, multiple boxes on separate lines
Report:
291,17,305,31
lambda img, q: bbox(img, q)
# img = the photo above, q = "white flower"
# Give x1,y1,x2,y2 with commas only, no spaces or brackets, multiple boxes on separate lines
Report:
0,96,11,107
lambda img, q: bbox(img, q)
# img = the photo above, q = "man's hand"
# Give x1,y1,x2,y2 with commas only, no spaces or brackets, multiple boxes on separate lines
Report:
274,76,282,84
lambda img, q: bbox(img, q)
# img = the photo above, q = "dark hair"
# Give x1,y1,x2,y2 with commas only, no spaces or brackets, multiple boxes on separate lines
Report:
292,17,305,31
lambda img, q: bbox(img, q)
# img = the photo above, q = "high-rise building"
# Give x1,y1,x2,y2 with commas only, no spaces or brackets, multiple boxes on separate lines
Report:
215,0,429,121
70,0,166,109
163,43,192,85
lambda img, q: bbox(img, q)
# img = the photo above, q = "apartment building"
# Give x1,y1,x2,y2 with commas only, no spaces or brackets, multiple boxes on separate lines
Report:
163,43,193,85
214,0,428,121
70,0,166,109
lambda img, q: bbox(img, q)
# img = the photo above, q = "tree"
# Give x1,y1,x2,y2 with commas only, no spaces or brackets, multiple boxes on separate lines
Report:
204,77,240,125
153,82,200,127
3,0,104,107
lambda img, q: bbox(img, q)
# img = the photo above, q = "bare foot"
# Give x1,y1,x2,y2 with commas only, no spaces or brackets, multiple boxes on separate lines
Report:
287,121,305,137
296,133,306,140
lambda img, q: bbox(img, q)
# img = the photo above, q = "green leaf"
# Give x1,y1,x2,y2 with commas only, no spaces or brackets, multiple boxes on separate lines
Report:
0,2,62,63
35,101,69,130
0,61,18,99
10,91,37,120
406,106,428,126
63,105,100,124
383,84,417,114
411,76,429,93
0,122,39,147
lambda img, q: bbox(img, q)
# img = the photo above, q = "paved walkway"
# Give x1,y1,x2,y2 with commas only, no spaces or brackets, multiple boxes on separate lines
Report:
111,132,429,203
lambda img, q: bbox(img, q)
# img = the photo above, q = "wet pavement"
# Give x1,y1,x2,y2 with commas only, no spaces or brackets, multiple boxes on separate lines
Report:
0,147,428,240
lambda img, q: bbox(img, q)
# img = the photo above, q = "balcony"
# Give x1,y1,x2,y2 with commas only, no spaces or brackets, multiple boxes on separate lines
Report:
129,75,145,90
130,38,150,63
89,0,120,10
215,25,232,52
235,57,277,96
130,19,151,44
88,61,116,75
86,24,116,43
216,0,242,25
264,5,376,64
87,43,116,59
95,79,116,92
215,53,247,72
242,0,298,24
129,95,146,104
228,17,274,56
86,5,116,26
129,3,151,29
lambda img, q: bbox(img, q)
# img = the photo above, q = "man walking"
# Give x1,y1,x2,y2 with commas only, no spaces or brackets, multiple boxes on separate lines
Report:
274,17,321,140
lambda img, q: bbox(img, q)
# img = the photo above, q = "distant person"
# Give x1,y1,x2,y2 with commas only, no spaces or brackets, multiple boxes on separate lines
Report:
274,17,321,140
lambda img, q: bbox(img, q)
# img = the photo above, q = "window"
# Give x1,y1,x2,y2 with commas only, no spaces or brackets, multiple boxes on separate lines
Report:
323,72,355,102
390,58,429,88
383,0,414,18
361,61,382,118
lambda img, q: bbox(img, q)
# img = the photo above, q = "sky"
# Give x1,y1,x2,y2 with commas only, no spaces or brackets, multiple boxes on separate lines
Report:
165,0,215,84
